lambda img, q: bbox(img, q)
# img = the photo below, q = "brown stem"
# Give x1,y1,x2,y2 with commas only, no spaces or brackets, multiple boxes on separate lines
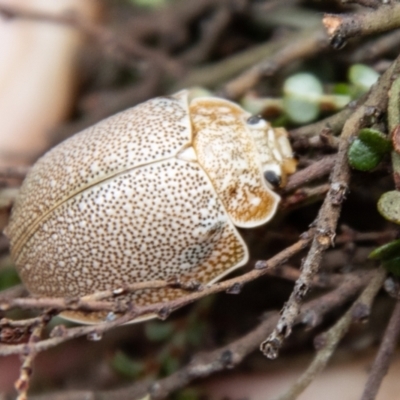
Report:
351,29,400,63
360,297,400,400
261,55,400,359
341,0,382,8
0,235,311,357
14,317,48,400
284,155,337,193
29,269,374,400
323,4,400,46
218,27,330,100
273,267,386,400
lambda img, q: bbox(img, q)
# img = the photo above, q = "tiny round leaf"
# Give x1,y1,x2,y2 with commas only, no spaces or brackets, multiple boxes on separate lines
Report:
348,64,379,91
378,190,400,224
283,97,319,124
348,138,383,171
358,128,392,154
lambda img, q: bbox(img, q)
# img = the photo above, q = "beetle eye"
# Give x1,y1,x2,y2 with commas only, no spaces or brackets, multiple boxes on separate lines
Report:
263,170,281,187
247,115,263,125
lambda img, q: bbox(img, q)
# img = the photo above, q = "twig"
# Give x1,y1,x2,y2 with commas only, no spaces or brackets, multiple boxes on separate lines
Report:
1,236,311,314
290,103,359,139
292,132,340,151
0,316,43,344
281,184,330,210
284,155,337,193
0,235,311,357
174,32,293,91
341,0,382,8
265,264,344,289
323,4,400,46
178,4,231,65
335,225,398,245
356,72,400,400
351,29,400,62
125,0,243,46
29,269,374,400
299,270,374,329
360,297,400,400
218,27,330,99
261,55,400,360
272,267,386,400
14,317,48,400
0,279,203,313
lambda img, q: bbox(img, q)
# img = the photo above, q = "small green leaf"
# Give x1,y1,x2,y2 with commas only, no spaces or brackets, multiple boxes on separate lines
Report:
111,351,144,379
145,321,174,342
130,0,168,8
348,138,383,171
383,257,400,276
333,83,352,96
369,239,400,260
370,240,400,276
0,267,21,290
283,73,323,123
378,190,400,224
174,388,202,400
348,64,379,91
358,128,392,154
283,97,319,124
328,94,351,109
284,73,323,98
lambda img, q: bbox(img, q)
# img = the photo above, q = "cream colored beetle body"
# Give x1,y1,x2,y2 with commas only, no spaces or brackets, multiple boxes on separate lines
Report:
6,91,296,323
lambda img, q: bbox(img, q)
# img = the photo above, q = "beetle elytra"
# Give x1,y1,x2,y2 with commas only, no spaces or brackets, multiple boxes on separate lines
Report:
5,90,296,323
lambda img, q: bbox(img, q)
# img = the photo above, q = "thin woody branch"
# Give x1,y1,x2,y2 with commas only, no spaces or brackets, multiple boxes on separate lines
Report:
218,27,330,100
281,184,330,210
341,0,382,8
0,234,311,356
261,55,400,359
284,155,337,193
272,267,386,400
351,29,400,63
360,296,400,400
15,318,48,400
323,4,400,46
29,269,375,400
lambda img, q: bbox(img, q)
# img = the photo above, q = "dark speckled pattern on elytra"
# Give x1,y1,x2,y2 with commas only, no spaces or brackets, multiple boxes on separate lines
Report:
8,92,191,256
6,90,296,323
16,159,247,310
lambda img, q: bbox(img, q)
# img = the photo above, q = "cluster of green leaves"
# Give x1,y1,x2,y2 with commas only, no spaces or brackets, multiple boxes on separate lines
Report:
283,64,379,124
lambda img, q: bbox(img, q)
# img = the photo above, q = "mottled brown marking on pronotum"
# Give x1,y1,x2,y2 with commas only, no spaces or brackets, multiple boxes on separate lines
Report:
190,97,280,228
